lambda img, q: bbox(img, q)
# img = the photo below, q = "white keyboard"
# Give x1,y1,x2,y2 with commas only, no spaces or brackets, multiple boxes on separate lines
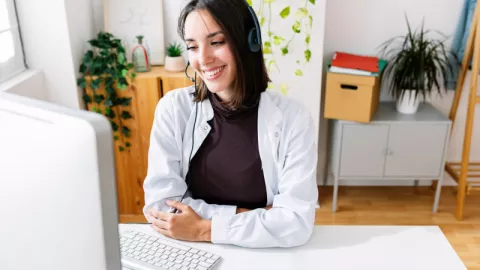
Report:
119,228,221,270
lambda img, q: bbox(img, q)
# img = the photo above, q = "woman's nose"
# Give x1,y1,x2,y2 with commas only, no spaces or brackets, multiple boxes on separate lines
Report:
198,46,215,66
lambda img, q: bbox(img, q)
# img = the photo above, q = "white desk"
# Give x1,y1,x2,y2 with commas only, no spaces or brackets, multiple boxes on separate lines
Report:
119,224,466,270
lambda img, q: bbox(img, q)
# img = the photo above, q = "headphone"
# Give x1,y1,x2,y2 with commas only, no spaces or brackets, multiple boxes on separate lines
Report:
247,4,262,53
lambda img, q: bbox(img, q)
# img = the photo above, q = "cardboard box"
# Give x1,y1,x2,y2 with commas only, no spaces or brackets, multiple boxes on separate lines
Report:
324,71,381,123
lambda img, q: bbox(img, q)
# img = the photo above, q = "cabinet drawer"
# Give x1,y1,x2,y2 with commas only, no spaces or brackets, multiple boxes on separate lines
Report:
339,124,388,177
384,123,448,177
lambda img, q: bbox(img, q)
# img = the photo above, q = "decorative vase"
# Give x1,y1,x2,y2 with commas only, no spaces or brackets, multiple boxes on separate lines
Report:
132,35,151,73
165,56,186,72
396,90,420,114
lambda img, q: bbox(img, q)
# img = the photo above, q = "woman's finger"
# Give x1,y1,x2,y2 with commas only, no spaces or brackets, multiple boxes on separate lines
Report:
151,224,171,238
150,215,168,230
148,208,170,221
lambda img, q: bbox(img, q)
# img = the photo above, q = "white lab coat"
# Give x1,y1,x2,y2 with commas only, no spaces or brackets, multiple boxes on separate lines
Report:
143,85,319,248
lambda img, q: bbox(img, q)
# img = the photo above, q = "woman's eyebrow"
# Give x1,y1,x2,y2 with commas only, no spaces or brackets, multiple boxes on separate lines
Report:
185,31,224,42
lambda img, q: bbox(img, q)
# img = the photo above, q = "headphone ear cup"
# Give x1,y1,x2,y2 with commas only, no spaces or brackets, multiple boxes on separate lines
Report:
248,28,261,52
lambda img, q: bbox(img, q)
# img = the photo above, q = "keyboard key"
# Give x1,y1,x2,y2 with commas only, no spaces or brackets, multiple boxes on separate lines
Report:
198,261,212,268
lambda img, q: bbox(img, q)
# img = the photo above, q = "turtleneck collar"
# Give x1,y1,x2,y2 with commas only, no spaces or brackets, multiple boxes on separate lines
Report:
208,91,259,121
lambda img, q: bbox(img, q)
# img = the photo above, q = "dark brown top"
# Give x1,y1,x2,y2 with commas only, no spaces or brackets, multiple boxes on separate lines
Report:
185,93,267,209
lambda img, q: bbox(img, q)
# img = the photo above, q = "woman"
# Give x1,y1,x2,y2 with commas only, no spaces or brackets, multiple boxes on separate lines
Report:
144,0,318,248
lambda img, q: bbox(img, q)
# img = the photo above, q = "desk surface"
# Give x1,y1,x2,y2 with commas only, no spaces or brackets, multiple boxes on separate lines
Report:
119,224,466,270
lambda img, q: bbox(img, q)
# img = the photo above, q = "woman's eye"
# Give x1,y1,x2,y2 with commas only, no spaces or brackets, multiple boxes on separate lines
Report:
212,41,225,46
186,46,197,51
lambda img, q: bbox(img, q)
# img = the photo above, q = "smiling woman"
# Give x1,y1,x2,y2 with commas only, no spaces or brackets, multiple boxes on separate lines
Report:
0,0,26,83
143,0,318,249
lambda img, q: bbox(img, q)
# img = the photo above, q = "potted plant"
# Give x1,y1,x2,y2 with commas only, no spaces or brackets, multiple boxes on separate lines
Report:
165,42,186,72
77,31,136,152
378,16,454,114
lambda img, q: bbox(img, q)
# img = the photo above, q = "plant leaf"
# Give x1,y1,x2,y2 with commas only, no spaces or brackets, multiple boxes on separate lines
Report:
122,126,131,138
295,8,308,19
93,94,105,104
110,121,119,131
280,7,290,18
280,83,288,95
77,78,87,88
292,21,301,33
305,49,311,62
309,0,315,4
273,36,285,45
121,110,132,119
82,93,92,104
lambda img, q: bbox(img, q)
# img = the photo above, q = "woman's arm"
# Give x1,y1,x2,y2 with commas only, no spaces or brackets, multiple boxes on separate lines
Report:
143,91,237,220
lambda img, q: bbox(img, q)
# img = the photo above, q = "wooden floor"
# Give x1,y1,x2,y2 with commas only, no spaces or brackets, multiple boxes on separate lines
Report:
316,186,480,269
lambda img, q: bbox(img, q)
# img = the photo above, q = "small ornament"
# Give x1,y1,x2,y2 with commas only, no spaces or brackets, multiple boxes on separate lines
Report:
132,35,151,72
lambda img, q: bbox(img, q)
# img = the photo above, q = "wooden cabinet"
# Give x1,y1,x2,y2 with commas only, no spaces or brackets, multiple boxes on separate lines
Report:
84,66,193,223
329,102,451,213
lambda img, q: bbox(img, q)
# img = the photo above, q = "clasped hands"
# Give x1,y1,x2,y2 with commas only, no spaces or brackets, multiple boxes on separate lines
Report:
147,200,272,242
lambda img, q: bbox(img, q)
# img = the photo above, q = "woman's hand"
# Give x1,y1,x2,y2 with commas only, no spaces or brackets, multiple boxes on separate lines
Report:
147,200,211,242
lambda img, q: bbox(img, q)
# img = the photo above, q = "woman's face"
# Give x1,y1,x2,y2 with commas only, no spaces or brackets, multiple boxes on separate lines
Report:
184,9,237,101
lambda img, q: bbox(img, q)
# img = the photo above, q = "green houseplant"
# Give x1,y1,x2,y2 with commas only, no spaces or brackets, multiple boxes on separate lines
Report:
164,41,186,72
77,31,136,152
379,16,454,114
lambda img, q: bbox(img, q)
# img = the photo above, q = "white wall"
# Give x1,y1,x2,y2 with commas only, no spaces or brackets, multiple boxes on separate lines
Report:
0,70,47,100
13,0,96,109
322,0,479,186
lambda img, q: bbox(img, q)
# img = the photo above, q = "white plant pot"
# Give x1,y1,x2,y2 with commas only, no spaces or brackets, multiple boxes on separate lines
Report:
396,90,420,114
165,56,186,72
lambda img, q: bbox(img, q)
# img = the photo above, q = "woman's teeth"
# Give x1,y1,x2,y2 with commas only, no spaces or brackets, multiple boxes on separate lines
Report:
204,66,224,77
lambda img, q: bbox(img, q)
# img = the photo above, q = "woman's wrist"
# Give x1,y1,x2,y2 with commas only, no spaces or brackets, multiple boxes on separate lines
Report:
198,219,212,242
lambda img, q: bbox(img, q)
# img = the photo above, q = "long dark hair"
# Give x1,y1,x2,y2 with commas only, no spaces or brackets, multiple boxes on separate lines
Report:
177,0,270,109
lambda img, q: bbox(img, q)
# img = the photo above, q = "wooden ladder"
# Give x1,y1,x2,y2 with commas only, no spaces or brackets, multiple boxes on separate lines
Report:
444,2,480,221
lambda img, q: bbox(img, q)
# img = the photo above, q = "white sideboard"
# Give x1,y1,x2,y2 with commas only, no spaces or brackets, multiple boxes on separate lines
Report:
329,102,452,212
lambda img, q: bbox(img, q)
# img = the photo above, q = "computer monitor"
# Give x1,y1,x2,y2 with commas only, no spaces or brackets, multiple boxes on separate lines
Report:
0,92,121,270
